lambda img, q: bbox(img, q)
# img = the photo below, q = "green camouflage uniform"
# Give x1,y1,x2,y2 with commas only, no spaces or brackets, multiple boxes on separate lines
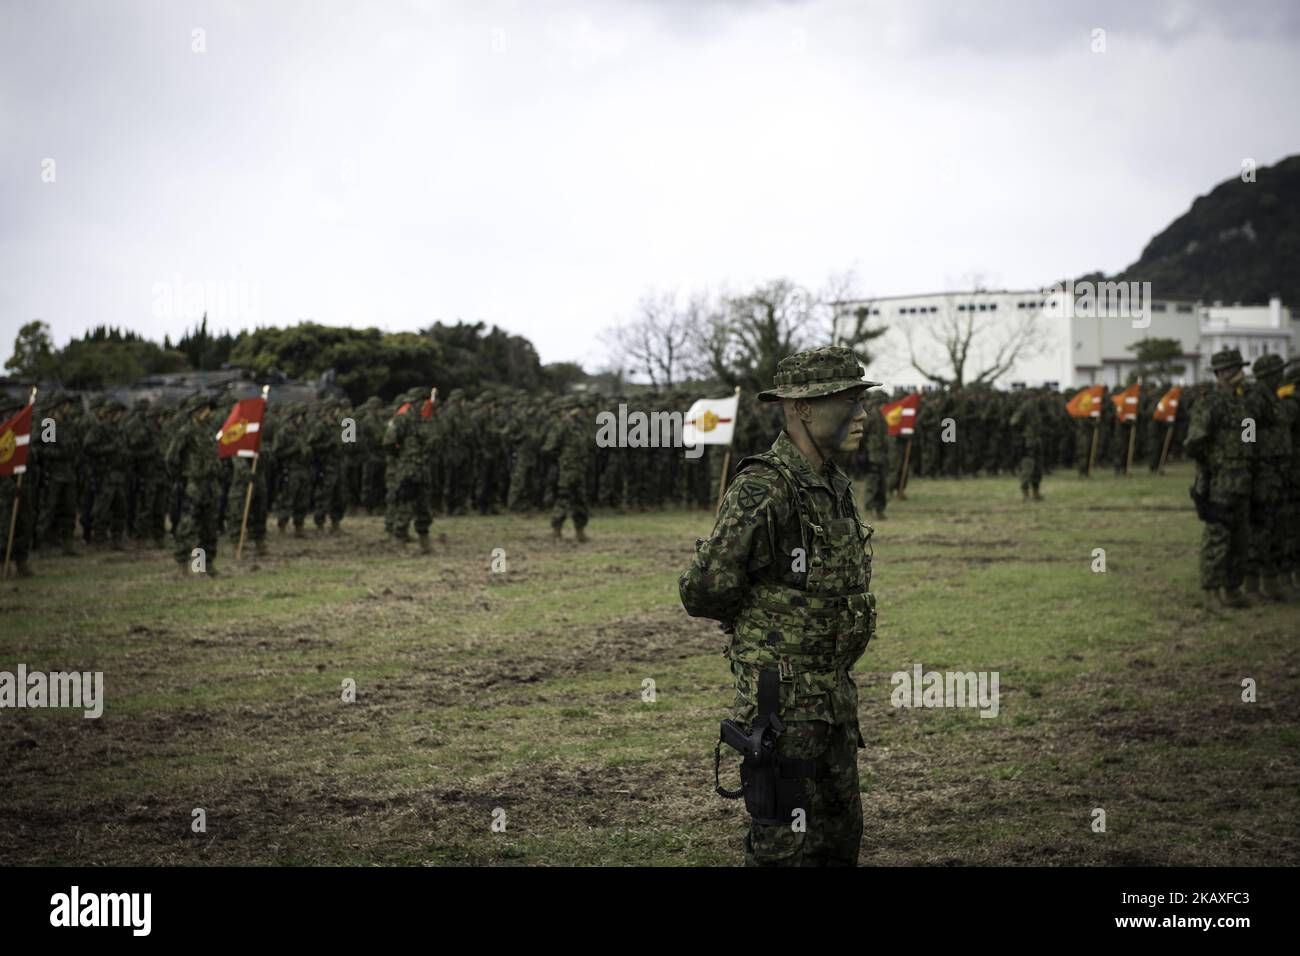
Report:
1009,394,1044,498
311,401,348,530
34,393,83,553
165,396,223,570
384,391,432,540
545,400,591,533
1185,350,1256,595
83,400,131,547
1244,354,1293,588
858,392,889,518
680,347,879,866
273,405,313,532
1280,359,1300,579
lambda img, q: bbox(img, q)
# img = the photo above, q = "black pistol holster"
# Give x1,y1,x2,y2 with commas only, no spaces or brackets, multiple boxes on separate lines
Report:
715,668,817,826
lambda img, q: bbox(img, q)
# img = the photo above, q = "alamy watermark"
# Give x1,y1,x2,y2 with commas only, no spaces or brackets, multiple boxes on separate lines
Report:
595,404,703,459
0,665,103,718
1044,278,1154,330
891,663,999,718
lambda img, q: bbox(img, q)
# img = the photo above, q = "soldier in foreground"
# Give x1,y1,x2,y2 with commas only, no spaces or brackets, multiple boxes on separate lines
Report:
679,346,879,866
1185,348,1255,609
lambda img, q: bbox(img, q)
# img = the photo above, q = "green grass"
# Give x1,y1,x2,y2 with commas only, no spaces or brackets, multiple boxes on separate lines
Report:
1,460,1297,866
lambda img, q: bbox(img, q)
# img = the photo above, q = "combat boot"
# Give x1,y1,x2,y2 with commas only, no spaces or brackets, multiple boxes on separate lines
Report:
277,519,287,534
874,508,886,520
1032,487,1044,502
293,524,305,538
551,524,562,540
1021,487,1029,503
254,539,267,556
329,518,343,535
575,526,588,543
1220,587,1250,609
418,534,432,554
60,535,79,557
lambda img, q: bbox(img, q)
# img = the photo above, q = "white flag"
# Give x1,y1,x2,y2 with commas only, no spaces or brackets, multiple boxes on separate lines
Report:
682,394,739,446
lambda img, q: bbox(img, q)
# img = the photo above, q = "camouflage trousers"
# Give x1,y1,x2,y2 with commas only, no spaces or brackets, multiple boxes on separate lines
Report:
1282,495,1300,572
1018,440,1043,491
132,470,169,542
359,458,385,513
314,462,346,526
1247,477,1287,577
744,717,863,866
550,478,588,530
174,479,219,568
859,466,887,515
276,465,312,529
387,465,431,538
1199,498,1250,590
91,476,128,544
38,472,79,546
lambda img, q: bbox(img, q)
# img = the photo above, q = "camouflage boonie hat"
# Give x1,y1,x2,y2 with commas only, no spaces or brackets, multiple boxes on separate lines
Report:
758,346,881,402
1252,353,1284,377
1209,348,1247,372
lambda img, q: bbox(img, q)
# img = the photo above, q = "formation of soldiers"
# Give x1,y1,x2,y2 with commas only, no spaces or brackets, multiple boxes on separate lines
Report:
0,386,779,577
5,359,1298,599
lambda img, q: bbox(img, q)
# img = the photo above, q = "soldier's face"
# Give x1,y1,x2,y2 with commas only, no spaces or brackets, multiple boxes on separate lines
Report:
801,389,869,453
1216,367,1244,388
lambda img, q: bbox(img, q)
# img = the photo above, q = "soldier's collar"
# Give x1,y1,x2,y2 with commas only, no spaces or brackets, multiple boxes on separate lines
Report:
773,430,841,492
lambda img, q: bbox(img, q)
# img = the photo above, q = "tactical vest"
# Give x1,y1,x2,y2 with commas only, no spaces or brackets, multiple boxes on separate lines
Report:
726,449,876,706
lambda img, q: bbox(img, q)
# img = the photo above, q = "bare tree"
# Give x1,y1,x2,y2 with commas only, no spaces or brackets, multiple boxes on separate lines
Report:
689,279,816,392
600,290,694,388
905,300,1048,389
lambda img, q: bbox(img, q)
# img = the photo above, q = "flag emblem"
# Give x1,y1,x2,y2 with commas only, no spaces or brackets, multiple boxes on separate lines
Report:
220,418,249,445
0,428,14,464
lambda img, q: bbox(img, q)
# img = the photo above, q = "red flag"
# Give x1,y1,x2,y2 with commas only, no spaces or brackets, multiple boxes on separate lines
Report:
216,397,266,459
396,399,434,419
1153,386,1182,423
1111,382,1141,423
1066,385,1104,419
0,402,34,477
881,393,920,437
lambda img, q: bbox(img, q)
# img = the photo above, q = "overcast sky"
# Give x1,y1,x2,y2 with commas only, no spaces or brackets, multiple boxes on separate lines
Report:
2,0,1298,370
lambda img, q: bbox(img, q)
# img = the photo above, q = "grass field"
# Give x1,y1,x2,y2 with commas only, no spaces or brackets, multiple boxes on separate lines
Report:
2,460,1298,866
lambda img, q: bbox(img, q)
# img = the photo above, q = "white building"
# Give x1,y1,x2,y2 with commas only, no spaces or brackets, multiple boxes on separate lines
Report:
834,289,1295,389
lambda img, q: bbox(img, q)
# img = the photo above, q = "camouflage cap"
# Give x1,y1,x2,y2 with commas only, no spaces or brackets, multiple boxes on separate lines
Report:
758,346,881,402
1209,348,1247,372
1252,353,1284,378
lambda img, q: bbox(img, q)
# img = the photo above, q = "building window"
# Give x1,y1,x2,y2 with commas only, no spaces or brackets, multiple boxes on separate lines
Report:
989,303,997,311
1176,304,1192,313
958,304,967,311
978,304,987,311
1152,303,1167,312
870,308,879,316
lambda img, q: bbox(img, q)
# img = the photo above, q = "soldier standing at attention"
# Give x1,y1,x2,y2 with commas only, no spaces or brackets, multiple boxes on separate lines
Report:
1243,353,1294,601
165,393,223,577
858,390,889,520
1185,348,1256,609
1009,392,1045,502
545,396,592,541
679,346,879,867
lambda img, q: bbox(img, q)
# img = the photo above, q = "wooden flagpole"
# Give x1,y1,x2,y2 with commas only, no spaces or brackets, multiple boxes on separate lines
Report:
1124,420,1137,476
896,435,913,500
1086,421,1099,478
715,386,741,516
1157,423,1174,475
235,385,270,561
2,387,36,581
